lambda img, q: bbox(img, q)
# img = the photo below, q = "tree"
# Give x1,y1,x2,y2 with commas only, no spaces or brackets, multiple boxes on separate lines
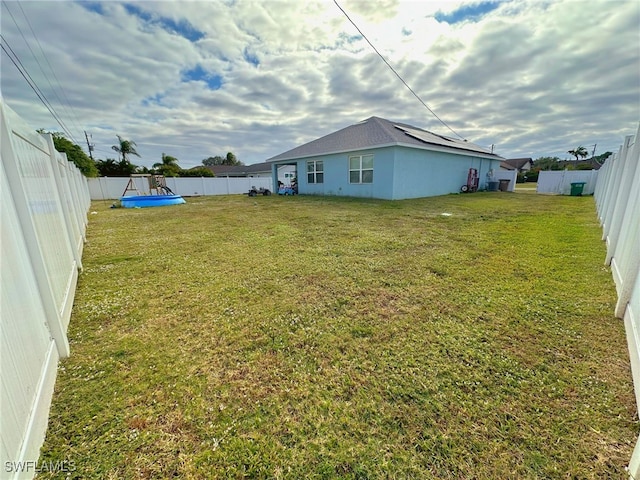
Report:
202,156,224,166
567,146,588,165
202,152,243,166
225,151,242,166
593,151,613,165
112,135,140,163
95,158,118,176
153,153,181,177
37,129,98,177
95,157,138,176
533,156,562,171
180,167,215,177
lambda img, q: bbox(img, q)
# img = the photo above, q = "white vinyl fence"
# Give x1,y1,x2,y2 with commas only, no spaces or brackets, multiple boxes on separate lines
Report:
492,169,517,192
537,169,599,195
593,123,640,477
1,100,90,479
88,176,273,200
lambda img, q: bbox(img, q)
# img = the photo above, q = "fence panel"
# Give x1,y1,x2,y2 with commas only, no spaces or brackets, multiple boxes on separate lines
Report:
537,169,599,194
88,176,273,200
492,169,517,192
49,144,84,269
1,156,60,480
593,122,640,477
1,100,90,479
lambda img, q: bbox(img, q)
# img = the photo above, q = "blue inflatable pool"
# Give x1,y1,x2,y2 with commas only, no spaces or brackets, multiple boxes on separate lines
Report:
120,195,186,208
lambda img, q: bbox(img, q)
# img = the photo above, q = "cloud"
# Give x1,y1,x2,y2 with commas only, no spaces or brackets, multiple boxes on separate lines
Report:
1,0,638,169
434,1,503,24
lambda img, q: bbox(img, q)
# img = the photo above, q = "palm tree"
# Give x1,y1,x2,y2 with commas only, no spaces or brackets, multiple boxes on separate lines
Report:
567,146,588,166
111,135,140,163
153,153,181,177
95,158,118,176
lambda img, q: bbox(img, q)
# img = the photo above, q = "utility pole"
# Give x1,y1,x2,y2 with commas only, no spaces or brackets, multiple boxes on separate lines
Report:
84,131,94,160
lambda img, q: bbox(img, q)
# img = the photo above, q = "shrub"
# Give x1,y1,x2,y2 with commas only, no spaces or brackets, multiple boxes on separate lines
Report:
180,167,215,177
525,170,539,182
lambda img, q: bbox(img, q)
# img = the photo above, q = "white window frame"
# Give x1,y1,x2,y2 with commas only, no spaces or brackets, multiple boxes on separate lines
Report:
307,160,324,184
349,154,373,184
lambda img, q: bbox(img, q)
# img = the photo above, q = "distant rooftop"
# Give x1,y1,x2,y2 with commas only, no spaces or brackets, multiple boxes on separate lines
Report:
502,158,533,170
203,162,272,176
267,116,501,162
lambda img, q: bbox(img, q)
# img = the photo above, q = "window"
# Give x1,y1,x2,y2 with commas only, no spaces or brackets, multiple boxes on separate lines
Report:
349,154,373,184
307,160,323,184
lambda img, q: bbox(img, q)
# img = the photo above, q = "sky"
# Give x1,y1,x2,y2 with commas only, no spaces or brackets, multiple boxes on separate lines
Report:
1,0,639,169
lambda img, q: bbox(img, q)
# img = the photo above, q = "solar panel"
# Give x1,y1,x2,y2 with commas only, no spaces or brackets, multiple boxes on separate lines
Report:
394,125,494,155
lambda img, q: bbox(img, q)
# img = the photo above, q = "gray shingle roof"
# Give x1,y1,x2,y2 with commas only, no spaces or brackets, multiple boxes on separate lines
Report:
503,158,533,169
267,116,501,162
499,161,517,170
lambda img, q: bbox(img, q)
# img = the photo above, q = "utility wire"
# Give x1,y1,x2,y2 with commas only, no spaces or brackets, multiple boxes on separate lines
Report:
14,1,85,136
1,34,77,143
4,1,70,124
333,0,466,140
1,2,79,143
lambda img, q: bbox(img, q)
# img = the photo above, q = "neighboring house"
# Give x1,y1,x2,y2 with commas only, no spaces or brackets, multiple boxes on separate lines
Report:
266,116,503,200
500,157,533,172
204,163,295,184
499,162,516,171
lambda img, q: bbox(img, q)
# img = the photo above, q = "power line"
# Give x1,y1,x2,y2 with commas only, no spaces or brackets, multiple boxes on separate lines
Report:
14,1,85,136
1,2,80,144
333,0,465,140
1,34,77,143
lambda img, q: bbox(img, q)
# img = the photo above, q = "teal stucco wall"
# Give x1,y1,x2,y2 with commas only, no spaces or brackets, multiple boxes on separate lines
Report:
294,147,396,199
274,146,502,200
390,146,503,200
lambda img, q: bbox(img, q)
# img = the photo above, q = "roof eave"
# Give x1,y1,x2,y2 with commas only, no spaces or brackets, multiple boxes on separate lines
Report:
268,141,503,163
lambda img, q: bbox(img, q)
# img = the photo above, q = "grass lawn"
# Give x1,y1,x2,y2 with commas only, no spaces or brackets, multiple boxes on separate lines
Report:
38,192,637,479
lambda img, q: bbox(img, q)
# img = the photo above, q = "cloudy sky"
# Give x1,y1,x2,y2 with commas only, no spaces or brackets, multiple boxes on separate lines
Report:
1,0,638,169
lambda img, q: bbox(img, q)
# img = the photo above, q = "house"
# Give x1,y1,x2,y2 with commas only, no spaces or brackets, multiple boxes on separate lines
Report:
499,162,516,171
204,163,295,184
500,157,533,172
266,116,504,200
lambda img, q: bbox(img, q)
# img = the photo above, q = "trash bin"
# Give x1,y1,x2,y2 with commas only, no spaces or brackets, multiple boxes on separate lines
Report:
498,179,510,192
487,181,499,192
570,182,586,196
